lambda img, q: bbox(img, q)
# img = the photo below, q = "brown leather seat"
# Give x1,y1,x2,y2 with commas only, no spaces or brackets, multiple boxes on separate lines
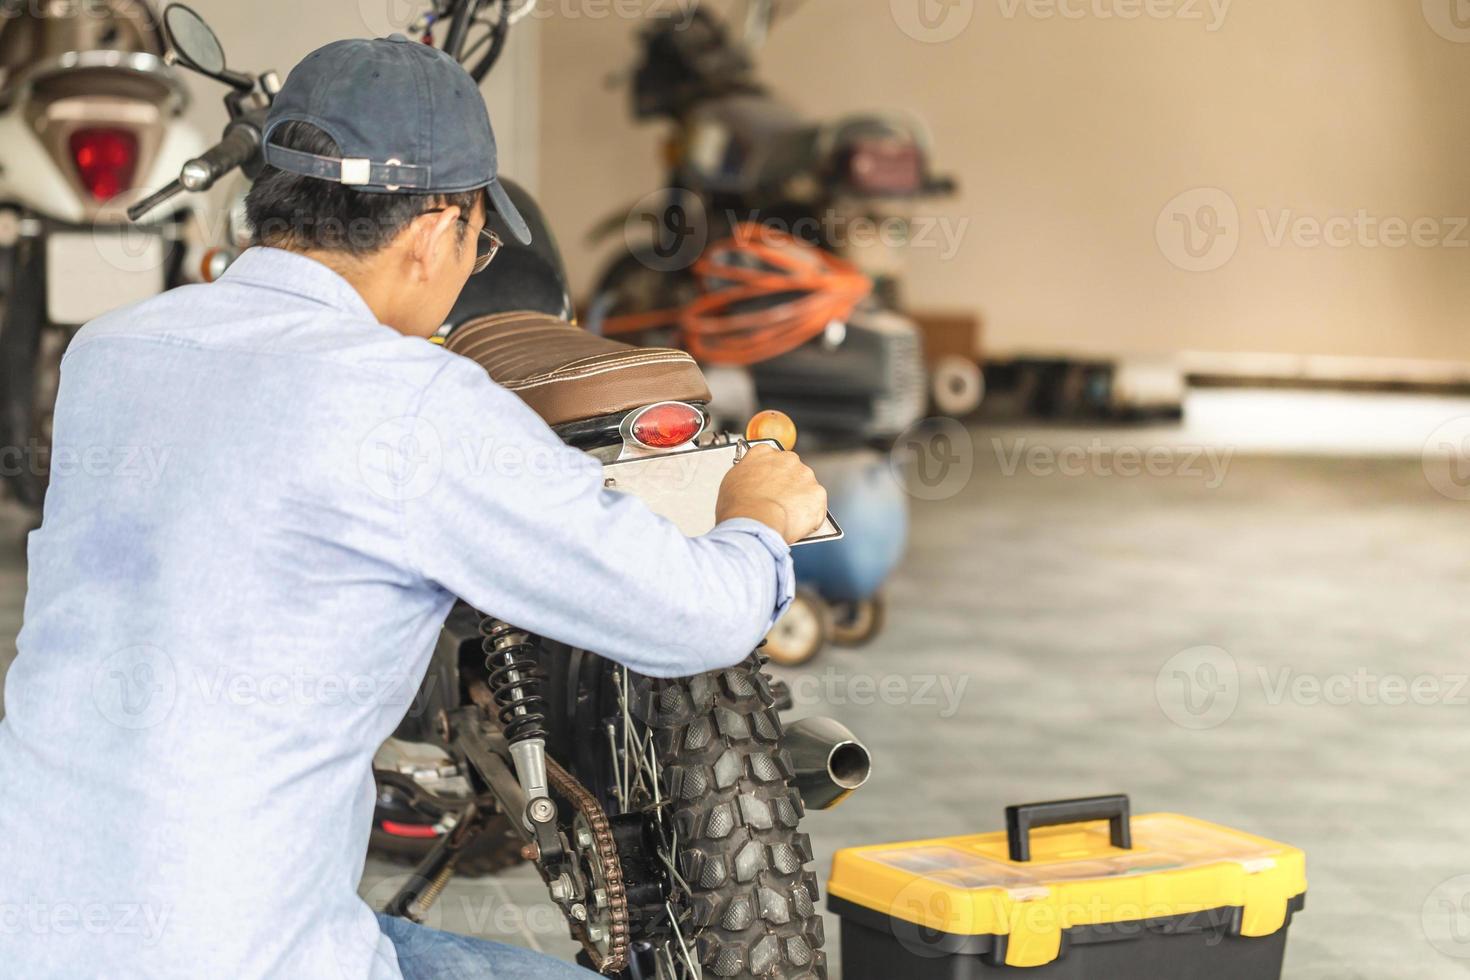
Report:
443,312,711,427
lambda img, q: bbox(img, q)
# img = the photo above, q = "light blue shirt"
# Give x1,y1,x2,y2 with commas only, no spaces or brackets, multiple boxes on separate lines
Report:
0,247,793,979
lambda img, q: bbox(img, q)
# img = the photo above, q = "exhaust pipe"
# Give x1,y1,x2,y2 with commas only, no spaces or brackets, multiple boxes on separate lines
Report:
784,717,871,811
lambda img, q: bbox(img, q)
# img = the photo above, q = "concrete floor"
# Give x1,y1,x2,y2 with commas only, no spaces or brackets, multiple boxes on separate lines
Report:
3,407,1469,978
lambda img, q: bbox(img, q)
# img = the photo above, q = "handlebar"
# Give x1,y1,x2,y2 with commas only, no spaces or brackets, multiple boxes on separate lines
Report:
181,124,260,193
128,121,260,223
126,180,187,222
925,175,959,197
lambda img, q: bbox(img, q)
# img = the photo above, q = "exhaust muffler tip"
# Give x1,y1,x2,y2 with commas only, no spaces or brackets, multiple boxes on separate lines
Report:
784,716,871,811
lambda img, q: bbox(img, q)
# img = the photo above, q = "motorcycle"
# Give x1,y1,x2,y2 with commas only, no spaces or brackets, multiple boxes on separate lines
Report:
130,6,869,978
0,0,211,512
588,0,980,430
586,1,969,662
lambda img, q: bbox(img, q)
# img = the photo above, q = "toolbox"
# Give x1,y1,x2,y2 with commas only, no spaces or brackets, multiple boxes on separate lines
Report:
827,795,1305,979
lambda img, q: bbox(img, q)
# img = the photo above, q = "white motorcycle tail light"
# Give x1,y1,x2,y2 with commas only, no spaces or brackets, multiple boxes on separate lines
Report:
628,402,705,449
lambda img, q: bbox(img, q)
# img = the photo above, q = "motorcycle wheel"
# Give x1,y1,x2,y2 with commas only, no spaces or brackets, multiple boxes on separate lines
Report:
586,245,697,340
554,650,827,980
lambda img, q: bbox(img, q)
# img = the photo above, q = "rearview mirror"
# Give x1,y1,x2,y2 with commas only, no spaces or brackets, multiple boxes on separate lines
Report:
164,4,227,78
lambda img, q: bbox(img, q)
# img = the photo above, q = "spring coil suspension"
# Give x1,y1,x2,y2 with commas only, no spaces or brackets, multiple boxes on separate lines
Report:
481,618,548,745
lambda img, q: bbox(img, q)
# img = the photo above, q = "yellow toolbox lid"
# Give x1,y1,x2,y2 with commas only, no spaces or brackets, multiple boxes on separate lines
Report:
828,796,1307,970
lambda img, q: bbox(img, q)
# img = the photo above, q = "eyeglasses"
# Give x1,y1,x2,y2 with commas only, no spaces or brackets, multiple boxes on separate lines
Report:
421,208,503,273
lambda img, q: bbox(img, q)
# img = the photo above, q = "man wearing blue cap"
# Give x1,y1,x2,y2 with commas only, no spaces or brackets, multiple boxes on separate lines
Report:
0,33,826,980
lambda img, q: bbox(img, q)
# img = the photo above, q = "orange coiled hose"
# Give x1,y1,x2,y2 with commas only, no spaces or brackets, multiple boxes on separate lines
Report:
601,223,873,367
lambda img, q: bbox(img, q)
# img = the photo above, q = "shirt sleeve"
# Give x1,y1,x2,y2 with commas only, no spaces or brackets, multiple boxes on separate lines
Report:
397,356,794,678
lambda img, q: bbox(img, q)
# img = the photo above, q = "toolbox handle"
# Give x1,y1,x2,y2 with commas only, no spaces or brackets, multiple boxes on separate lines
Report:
1005,795,1133,862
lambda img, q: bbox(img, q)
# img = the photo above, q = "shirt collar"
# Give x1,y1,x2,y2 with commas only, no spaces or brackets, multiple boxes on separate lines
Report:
219,247,379,323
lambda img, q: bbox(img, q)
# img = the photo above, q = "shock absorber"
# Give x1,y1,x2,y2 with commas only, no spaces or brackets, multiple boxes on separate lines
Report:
481,618,554,827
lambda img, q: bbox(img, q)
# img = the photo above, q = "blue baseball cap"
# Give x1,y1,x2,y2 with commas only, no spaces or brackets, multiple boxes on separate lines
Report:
262,34,531,245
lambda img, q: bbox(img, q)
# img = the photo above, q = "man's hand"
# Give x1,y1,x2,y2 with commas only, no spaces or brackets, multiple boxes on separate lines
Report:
716,445,828,545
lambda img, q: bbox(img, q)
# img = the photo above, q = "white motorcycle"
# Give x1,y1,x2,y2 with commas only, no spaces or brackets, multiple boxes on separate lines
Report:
0,0,210,511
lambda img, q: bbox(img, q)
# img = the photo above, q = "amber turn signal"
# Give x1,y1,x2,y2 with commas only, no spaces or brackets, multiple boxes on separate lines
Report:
200,247,233,283
746,410,798,451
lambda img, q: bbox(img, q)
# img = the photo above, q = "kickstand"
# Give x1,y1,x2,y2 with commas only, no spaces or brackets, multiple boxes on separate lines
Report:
381,802,489,922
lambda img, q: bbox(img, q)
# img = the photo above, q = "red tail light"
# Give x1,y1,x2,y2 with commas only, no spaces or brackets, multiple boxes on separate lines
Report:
628,402,705,449
70,128,139,202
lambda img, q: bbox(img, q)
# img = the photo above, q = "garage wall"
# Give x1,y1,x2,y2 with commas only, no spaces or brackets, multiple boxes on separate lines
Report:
538,0,1470,366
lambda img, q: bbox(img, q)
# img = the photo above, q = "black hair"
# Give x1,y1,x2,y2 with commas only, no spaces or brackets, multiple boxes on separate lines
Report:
244,121,482,257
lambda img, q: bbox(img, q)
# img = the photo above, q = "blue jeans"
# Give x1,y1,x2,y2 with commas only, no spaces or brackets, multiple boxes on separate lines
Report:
376,913,599,980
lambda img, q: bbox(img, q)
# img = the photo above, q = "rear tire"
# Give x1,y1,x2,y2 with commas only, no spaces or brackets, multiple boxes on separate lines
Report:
641,656,828,979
